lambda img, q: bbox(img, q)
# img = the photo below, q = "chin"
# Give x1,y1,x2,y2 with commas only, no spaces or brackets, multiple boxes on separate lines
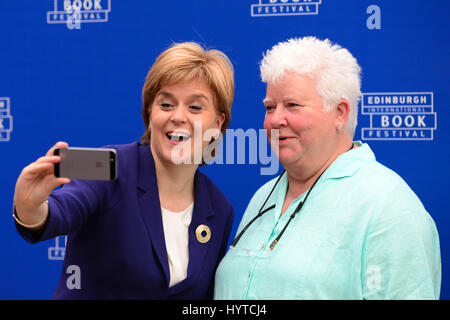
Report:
280,157,308,171
277,149,301,165
166,146,198,165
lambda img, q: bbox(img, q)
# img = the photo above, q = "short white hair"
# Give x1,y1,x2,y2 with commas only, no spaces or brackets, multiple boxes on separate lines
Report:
260,37,361,136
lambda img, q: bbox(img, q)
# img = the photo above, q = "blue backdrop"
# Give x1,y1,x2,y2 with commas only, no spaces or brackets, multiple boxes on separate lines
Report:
1,0,448,299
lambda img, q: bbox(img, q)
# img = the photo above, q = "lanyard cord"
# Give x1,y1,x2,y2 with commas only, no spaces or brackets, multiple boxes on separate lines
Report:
231,143,355,250
269,168,325,250
230,169,286,248
270,142,354,250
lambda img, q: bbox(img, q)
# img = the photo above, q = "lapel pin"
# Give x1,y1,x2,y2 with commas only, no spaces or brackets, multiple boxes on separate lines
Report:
195,224,211,244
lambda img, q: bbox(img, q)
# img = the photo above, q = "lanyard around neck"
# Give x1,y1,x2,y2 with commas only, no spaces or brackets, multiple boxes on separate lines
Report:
230,170,286,248
231,143,354,250
268,168,325,250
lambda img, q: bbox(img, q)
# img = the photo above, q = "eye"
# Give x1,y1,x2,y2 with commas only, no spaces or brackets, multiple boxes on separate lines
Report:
287,102,300,108
160,102,173,110
265,105,275,112
189,105,203,112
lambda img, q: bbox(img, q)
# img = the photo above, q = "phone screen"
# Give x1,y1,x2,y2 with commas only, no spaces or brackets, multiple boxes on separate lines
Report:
54,147,117,181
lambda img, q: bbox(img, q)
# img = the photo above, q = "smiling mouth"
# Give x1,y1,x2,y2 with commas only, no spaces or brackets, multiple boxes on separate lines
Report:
166,132,192,143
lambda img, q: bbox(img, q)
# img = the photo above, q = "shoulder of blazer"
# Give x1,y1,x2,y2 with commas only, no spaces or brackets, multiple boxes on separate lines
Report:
101,141,139,178
97,141,140,209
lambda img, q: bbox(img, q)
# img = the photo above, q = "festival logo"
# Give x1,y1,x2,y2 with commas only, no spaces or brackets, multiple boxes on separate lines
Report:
251,0,322,17
47,0,111,25
0,97,13,142
361,92,437,141
48,236,67,260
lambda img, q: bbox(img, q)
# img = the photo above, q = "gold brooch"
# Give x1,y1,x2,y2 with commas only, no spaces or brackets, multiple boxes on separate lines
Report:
195,224,211,244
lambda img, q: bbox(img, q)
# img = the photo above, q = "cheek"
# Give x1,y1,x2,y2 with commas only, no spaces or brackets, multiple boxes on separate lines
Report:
263,115,269,128
263,118,272,140
149,108,169,129
148,108,157,128
313,114,334,134
201,113,222,132
148,118,159,136
263,114,272,132
289,113,318,134
147,106,156,126
148,114,168,145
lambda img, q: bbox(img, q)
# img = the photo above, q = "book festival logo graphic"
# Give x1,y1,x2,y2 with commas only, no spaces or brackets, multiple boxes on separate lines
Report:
49,236,67,260
361,92,437,141
0,97,13,142
47,0,111,26
251,0,322,17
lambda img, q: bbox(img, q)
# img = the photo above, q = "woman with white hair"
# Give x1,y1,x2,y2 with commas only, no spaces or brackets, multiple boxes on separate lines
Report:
214,37,441,299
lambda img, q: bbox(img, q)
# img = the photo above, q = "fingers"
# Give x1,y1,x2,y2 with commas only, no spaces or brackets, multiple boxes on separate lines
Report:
14,142,71,211
24,155,60,176
35,141,69,167
36,155,61,164
25,162,54,175
23,157,69,185
26,141,70,178
46,141,69,157
14,164,70,210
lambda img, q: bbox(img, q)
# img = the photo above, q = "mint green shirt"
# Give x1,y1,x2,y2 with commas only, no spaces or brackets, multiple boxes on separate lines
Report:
214,143,441,299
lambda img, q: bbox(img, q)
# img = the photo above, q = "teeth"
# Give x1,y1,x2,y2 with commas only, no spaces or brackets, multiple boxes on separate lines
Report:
171,132,190,138
167,132,191,142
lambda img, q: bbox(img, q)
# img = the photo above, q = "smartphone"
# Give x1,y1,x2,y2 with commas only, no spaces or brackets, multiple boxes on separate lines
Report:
54,147,117,181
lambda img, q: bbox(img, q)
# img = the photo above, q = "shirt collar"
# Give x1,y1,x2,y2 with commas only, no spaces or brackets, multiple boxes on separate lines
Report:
321,141,375,181
263,141,376,221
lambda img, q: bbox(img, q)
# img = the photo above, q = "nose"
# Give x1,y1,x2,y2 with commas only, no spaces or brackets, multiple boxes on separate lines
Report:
170,105,187,124
268,104,287,128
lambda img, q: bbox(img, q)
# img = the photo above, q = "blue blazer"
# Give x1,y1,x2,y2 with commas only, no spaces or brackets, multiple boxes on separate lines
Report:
16,142,234,299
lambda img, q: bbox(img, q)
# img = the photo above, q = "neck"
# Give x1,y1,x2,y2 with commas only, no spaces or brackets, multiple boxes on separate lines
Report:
285,137,354,200
151,148,197,212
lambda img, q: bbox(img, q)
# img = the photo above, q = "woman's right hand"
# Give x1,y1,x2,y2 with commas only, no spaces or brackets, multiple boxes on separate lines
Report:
13,142,71,228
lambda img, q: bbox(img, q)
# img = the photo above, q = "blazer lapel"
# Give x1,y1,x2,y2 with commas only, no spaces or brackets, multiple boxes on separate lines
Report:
168,171,216,295
137,144,170,286
186,172,215,281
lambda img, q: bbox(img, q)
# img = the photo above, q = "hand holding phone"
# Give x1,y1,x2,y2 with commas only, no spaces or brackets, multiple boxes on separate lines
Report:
13,142,71,228
13,143,118,229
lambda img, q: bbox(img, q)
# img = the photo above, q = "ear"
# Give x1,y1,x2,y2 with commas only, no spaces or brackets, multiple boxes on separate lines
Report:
216,112,225,132
335,98,350,128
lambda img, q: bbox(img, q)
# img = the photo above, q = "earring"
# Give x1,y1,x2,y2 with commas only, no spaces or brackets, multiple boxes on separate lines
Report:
337,123,344,132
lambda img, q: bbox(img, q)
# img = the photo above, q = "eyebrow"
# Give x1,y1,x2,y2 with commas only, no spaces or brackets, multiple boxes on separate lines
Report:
191,93,209,102
263,98,273,104
282,96,298,102
156,91,175,99
157,91,209,102
263,96,301,104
